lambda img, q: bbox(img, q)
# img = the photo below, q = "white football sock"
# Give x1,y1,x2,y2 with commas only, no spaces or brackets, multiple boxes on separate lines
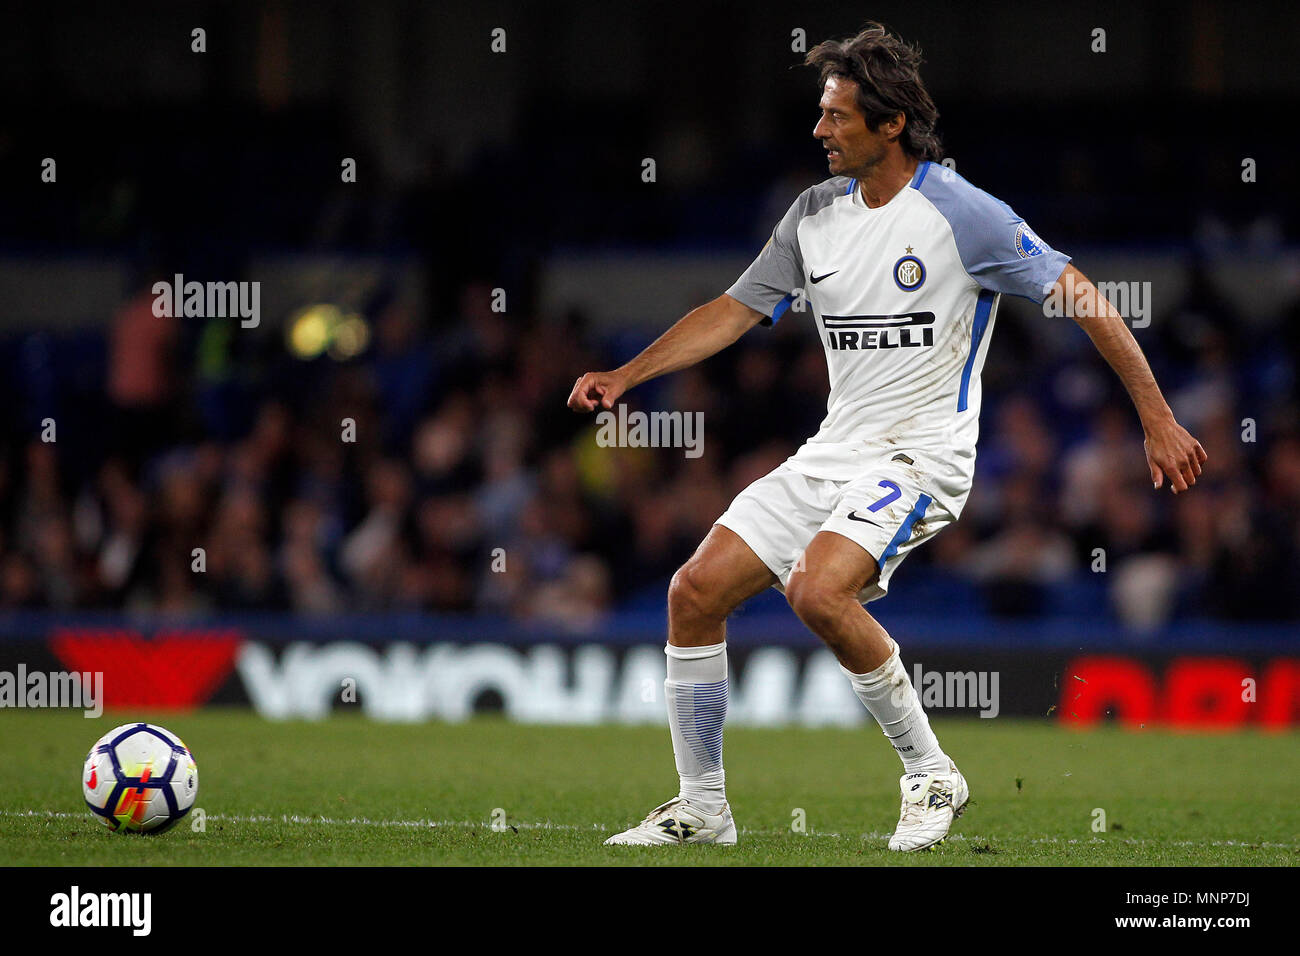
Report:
841,639,950,774
664,641,728,814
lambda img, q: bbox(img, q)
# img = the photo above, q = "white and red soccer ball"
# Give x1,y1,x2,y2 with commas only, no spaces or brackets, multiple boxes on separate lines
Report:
83,723,198,833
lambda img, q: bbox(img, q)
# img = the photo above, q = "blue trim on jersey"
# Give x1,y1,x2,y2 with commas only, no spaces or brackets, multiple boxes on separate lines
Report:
911,161,931,190
769,292,795,326
878,494,933,571
957,290,997,412
845,178,856,195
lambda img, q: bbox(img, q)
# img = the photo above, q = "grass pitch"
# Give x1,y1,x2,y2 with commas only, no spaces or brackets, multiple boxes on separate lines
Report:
1,709,1296,866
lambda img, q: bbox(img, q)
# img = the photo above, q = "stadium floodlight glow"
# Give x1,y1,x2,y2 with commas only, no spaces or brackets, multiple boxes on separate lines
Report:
327,313,370,360
287,304,370,360
288,303,342,359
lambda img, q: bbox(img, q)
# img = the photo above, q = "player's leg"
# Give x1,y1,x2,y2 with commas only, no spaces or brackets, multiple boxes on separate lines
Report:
605,525,776,846
664,525,775,803
780,528,946,764
787,527,968,851
668,522,777,645
787,529,948,765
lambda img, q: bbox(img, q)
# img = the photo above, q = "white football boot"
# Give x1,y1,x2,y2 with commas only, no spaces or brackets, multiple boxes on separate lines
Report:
888,760,969,851
604,797,738,846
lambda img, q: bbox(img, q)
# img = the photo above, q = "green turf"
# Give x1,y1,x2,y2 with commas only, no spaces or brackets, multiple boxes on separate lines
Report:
0,709,1296,865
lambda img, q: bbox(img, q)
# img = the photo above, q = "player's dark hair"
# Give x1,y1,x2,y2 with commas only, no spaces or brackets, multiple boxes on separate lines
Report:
805,22,942,162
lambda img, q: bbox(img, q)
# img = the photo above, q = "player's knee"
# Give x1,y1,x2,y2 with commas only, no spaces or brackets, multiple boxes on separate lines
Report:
668,561,725,624
785,574,851,635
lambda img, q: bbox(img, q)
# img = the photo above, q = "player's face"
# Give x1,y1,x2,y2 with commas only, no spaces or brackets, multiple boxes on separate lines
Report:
814,77,890,177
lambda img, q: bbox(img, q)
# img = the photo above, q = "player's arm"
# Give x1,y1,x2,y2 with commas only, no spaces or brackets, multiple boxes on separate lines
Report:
1053,263,1207,493
567,293,765,413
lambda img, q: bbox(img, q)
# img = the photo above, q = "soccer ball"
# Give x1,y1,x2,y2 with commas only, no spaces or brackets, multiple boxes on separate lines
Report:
82,723,198,834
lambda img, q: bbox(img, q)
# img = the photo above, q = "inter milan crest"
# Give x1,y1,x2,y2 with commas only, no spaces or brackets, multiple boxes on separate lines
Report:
893,248,926,291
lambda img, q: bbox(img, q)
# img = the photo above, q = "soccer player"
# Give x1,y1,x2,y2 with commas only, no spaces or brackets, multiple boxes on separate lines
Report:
567,23,1206,850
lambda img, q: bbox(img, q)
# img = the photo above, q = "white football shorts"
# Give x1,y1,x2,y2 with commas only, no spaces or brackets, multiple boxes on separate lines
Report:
715,452,959,603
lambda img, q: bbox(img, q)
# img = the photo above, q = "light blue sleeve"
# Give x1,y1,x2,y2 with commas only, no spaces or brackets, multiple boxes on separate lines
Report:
916,163,1070,303
726,194,806,326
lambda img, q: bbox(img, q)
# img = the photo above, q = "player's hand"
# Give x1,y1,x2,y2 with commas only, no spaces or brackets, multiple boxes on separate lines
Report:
567,370,629,413
1144,417,1207,494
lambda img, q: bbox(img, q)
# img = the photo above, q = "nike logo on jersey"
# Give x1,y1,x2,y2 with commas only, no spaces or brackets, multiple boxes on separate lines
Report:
823,312,936,351
810,270,839,283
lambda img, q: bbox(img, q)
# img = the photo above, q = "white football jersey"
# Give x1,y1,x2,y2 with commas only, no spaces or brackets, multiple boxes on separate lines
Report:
726,160,1071,517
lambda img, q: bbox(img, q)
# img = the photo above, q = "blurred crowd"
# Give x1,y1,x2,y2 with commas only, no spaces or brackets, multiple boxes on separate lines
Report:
2,266,1299,633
